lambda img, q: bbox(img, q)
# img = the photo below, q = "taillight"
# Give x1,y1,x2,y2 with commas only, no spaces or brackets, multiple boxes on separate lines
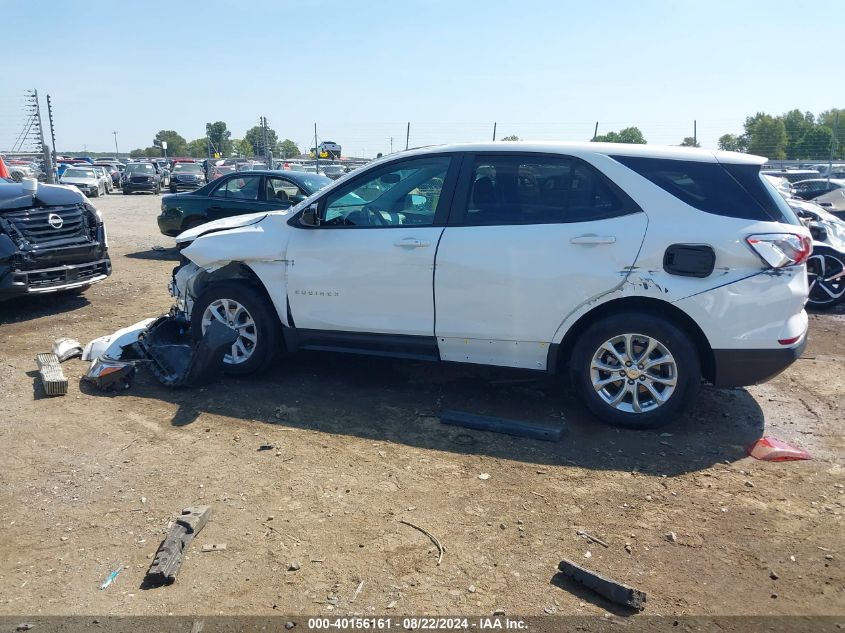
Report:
746,233,812,268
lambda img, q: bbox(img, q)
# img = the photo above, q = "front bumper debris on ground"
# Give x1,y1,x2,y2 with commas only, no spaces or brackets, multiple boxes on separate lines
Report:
134,316,237,387
35,353,68,397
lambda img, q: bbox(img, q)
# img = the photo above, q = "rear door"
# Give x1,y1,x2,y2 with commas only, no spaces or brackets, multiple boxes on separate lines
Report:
434,152,648,369
206,174,263,221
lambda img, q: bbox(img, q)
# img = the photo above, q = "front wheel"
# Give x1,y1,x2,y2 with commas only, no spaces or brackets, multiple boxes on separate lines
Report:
190,281,279,376
170,186,177,194
570,313,700,429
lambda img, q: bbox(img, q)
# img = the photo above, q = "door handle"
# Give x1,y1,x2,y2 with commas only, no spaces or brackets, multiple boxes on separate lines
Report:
393,237,430,248
570,235,616,245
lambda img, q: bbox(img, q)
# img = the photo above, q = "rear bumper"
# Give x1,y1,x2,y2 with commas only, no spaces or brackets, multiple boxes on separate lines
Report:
157,212,184,237
0,257,111,300
711,335,807,387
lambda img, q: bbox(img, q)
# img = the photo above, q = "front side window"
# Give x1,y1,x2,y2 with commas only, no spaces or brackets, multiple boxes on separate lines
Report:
462,155,625,226
213,175,261,200
321,156,451,227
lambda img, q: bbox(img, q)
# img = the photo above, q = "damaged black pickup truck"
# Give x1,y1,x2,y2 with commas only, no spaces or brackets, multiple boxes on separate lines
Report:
0,178,111,300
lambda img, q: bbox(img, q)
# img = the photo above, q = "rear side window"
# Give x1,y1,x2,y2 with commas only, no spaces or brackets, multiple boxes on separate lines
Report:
613,155,796,223
461,155,632,226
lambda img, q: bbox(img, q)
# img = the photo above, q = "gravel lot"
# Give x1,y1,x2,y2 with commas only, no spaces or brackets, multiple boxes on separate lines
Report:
0,192,843,617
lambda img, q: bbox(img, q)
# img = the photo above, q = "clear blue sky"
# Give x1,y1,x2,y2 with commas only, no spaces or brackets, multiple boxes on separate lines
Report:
2,0,842,156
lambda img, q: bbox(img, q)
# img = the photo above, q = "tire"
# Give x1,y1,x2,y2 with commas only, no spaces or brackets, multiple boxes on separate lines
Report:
122,189,130,195
170,186,177,194
570,312,700,429
154,185,161,195
190,281,279,376
91,186,99,198
806,246,845,310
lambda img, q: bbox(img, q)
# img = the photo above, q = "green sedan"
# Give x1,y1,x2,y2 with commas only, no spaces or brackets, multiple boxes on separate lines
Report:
157,170,333,237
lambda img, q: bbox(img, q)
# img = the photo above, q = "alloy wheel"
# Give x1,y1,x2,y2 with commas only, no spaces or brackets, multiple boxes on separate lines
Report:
201,298,258,365
589,333,678,414
807,252,845,306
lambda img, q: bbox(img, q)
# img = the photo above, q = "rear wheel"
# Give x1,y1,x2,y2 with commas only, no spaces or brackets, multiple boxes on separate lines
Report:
190,281,279,376
570,313,700,429
806,247,845,309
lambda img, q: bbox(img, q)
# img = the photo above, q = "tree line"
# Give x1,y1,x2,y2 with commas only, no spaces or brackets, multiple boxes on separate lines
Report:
128,121,300,159
505,106,843,160
718,108,843,160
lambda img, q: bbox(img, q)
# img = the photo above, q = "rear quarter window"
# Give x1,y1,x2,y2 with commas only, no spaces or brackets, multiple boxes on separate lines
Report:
612,155,796,224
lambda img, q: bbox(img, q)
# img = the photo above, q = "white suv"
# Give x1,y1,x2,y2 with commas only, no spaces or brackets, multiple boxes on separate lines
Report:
171,142,811,428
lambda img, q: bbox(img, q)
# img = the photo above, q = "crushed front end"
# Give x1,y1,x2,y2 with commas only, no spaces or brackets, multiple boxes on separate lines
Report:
0,181,111,300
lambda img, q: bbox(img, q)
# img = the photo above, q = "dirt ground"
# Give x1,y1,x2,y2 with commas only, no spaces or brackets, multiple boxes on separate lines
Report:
0,192,843,618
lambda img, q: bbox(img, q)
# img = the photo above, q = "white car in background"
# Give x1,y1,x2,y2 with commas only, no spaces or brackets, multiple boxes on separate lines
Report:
60,166,104,197
92,165,113,194
169,142,811,429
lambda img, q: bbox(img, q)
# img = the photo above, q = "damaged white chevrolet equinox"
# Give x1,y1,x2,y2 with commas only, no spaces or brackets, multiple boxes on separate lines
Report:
170,142,811,428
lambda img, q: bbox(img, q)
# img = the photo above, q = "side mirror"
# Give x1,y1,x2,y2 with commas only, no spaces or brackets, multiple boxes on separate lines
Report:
300,203,320,227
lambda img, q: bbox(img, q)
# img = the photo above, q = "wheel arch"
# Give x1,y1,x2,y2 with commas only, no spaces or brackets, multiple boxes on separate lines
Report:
188,261,287,330
550,296,715,382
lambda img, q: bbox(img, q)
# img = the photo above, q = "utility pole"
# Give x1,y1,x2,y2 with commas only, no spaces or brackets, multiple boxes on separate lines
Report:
314,123,319,173
260,116,271,166
405,122,410,150
390,137,393,153
693,120,697,146
593,122,599,141
33,90,54,184
47,94,58,182
112,131,119,158
828,111,840,187
492,122,497,141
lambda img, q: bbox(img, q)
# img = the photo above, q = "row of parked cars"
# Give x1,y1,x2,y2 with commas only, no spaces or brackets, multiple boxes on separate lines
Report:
762,172,845,311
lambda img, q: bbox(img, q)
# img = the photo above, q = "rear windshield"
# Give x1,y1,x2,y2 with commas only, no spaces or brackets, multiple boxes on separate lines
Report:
612,155,798,224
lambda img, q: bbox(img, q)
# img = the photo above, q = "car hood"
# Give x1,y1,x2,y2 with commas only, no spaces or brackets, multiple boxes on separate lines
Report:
176,211,270,242
0,182,86,211
179,211,296,270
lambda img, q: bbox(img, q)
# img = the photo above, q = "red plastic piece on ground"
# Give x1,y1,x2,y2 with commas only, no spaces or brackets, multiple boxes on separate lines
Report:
746,436,811,461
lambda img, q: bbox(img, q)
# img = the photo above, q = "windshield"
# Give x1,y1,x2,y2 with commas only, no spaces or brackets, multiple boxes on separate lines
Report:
127,163,155,173
296,174,332,192
64,168,95,178
173,163,202,173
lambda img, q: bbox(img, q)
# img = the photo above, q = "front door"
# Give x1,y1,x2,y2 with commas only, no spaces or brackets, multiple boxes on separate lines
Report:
286,154,458,338
434,152,648,369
